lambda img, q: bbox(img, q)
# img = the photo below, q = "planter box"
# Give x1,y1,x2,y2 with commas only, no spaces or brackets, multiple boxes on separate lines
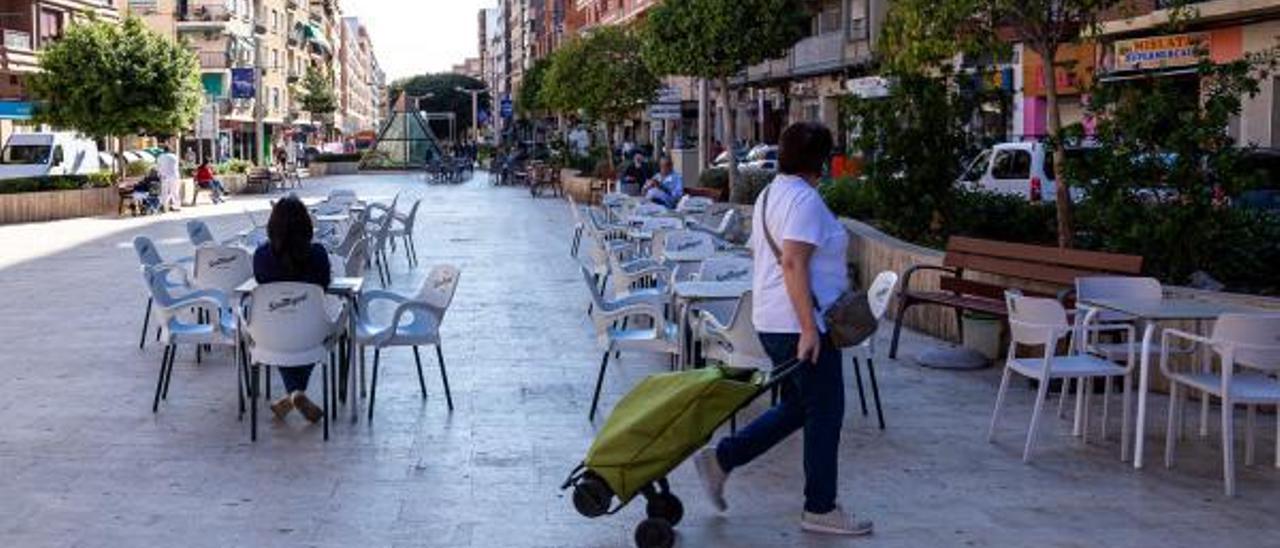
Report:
0,187,118,224
311,162,359,177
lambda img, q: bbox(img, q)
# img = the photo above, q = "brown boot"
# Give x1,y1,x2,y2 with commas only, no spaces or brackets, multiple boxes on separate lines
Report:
292,391,323,423
270,396,294,421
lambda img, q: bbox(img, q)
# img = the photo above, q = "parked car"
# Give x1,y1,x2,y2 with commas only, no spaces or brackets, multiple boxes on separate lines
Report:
743,145,778,171
0,132,103,180
712,147,748,168
958,141,1096,202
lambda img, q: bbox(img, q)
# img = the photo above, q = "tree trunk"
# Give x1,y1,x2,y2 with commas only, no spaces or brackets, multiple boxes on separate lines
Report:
1042,43,1074,248
602,120,615,176
116,137,127,180
718,76,739,191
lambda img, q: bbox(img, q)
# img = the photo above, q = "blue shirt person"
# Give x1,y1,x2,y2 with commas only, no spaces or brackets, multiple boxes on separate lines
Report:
644,158,684,209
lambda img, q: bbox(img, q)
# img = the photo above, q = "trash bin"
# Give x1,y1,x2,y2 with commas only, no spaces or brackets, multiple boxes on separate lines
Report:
962,311,1003,360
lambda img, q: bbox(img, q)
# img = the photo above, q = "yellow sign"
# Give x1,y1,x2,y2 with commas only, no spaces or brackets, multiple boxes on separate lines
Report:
1113,33,1210,71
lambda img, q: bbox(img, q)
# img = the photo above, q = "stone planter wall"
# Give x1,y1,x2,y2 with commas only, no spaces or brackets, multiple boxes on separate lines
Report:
0,187,119,224
311,162,360,177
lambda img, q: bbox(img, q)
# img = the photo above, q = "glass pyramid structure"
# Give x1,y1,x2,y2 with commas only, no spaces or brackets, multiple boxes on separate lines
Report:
360,95,444,170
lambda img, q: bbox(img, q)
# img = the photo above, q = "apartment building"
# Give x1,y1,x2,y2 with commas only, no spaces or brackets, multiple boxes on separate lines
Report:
339,16,380,137
1095,0,1280,148
0,0,122,140
452,57,483,80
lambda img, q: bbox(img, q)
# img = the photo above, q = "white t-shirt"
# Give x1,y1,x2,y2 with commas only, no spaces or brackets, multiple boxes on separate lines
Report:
156,153,180,183
750,174,850,334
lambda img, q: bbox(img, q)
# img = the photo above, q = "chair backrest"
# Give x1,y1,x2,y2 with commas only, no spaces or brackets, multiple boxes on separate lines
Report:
716,291,771,367
1006,291,1070,348
698,256,752,282
867,271,900,320
344,238,369,277
193,245,253,295
314,220,343,245
715,209,737,234
662,230,715,258
402,199,422,230
1076,276,1162,323
334,220,366,257
633,203,667,218
243,208,265,229
186,220,215,247
133,236,163,267
417,265,461,315
244,282,333,365
1212,313,1280,372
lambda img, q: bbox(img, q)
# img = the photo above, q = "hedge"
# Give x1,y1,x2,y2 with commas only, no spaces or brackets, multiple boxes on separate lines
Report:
0,173,119,195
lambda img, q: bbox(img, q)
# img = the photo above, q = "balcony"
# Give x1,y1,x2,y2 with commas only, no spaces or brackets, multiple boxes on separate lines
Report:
178,4,235,32
791,32,845,76
0,28,37,74
196,50,230,70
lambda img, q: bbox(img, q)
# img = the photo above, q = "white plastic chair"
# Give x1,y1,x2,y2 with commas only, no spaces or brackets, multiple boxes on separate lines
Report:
133,236,194,349
568,194,586,258
143,264,238,413
698,291,771,370
240,282,340,441
846,271,899,430
988,292,1135,462
328,188,358,205
688,209,737,240
368,213,395,287
387,199,422,267
1161,313,1280,496
356,265,461,419
677,195,713,214
193,245,253,296
581,264,678,421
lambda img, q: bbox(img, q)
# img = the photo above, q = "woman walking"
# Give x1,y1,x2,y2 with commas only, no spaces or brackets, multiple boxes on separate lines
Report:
695,122,872,536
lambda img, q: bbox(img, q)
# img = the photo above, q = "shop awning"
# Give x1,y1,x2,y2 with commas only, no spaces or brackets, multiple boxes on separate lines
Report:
301,23,331,55
201,73,225,97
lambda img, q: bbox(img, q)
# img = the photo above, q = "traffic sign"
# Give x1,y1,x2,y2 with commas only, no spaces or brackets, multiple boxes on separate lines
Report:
500,97,513,118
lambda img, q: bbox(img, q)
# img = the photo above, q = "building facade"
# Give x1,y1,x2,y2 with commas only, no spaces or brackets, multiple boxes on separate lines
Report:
339,16,380,137
0,0,123,141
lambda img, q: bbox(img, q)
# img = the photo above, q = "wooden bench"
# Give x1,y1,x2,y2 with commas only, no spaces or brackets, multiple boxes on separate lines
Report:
530,164,563,198
888,236,1144,359
245,167,280,194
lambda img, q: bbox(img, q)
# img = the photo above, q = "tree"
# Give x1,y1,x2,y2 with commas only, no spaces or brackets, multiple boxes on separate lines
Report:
517,56,550,118
878,0,1133,248
388,73,489,139
642,0,811,187
30,16,202,175
541,26,661,172
297,65,338,125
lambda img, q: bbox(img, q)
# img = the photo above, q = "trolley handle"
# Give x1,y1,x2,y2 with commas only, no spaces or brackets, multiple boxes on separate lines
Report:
761,358,804,392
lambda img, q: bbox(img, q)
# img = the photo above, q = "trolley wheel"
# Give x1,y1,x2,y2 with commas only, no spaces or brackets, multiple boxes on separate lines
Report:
634,518,675,548
572,474,613,518
645,492,684,527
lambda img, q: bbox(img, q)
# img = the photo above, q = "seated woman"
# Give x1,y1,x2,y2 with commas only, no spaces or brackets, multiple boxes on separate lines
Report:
254,196,332,423
643,158,684,209
195,161,228,204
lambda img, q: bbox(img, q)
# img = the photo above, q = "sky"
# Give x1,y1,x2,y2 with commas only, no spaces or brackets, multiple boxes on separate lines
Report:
341,0,490,83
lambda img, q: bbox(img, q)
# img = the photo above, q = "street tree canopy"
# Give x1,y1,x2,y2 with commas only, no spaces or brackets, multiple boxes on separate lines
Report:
389,73,489,134
642,0,810,185
517,57,550,117
30,16,202,141
297,65,338,120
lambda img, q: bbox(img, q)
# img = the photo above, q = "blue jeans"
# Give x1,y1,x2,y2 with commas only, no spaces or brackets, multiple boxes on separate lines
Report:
279,366,314,393
715,332,845,514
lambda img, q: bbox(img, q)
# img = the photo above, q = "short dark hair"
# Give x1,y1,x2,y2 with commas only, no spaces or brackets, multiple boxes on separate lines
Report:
777,122,833,177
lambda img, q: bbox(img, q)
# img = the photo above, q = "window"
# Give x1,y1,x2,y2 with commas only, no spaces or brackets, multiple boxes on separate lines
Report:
991,149,1031,179
272,88,280,111
38,8,65,46
960,150,992,182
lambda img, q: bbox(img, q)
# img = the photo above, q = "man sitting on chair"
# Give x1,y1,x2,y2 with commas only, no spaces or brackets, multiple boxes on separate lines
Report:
643,157,684,209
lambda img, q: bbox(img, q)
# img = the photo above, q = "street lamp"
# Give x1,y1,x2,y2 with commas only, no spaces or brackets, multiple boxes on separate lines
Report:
455,86,487,143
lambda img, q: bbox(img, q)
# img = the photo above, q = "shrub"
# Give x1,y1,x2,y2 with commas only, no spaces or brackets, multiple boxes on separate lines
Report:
218,159,252,175
729,168,774,205
125,160,152,178
0,174,116,195
698,167,728,191
949,189,1057,245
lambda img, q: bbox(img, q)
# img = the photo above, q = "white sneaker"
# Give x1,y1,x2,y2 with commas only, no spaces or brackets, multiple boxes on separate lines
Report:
801,505,874,536
693,446,728,512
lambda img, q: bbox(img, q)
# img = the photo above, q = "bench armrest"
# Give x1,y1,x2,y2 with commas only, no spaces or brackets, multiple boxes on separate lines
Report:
900,264,960,294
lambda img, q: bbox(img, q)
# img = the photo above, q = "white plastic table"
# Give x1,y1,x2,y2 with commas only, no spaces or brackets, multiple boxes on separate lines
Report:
672,281,752,368
1079,297,1264,468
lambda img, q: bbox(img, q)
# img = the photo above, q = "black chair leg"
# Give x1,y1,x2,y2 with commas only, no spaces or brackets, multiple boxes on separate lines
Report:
868,358,886,430
139,298,152,350
852,356,869,417
589,350,610,421
436,345,453,411
368,348,381,422
152,345,172,413
322,358,330,441
250,365,259,442
888,301,910,359
161,346,177,400
413,346,427,399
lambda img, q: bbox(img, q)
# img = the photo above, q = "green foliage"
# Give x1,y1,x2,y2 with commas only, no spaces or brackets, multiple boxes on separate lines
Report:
30,16,202,140
842,72,985,244
125,161,152,178
517,57,550,117
541,27,661,125
729,168,773,205
0,174,117,195
698,167,729,191
218,159,252,175
1066,51,1280,293
641,0,811,80
389,73,489,133
297,65,338,118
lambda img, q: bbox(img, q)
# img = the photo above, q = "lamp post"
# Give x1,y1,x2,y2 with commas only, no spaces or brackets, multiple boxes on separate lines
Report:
455,86,487,143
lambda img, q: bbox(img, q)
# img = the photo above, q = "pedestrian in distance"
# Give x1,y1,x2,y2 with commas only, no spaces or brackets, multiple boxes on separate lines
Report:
156,144,182,212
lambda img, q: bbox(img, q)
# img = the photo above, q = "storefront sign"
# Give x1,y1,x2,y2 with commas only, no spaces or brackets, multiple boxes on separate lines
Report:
846,76,890,99
0,100,33,120
649,85,683,120
1113,33,1209,72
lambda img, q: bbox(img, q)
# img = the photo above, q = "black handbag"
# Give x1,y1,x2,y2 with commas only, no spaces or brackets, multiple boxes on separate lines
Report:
760,186,877,349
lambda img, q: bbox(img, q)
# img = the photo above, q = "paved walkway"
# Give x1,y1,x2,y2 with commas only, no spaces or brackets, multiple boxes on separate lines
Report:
0,173,1275,548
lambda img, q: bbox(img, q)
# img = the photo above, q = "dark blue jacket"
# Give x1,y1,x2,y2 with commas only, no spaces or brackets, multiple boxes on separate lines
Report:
253,243,331,289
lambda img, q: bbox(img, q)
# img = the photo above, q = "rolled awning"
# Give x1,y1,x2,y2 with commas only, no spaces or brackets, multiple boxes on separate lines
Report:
302,23,331,55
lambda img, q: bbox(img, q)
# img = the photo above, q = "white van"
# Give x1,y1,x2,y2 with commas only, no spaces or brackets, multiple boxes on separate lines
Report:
0,132,102,180
958,142,1058,202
